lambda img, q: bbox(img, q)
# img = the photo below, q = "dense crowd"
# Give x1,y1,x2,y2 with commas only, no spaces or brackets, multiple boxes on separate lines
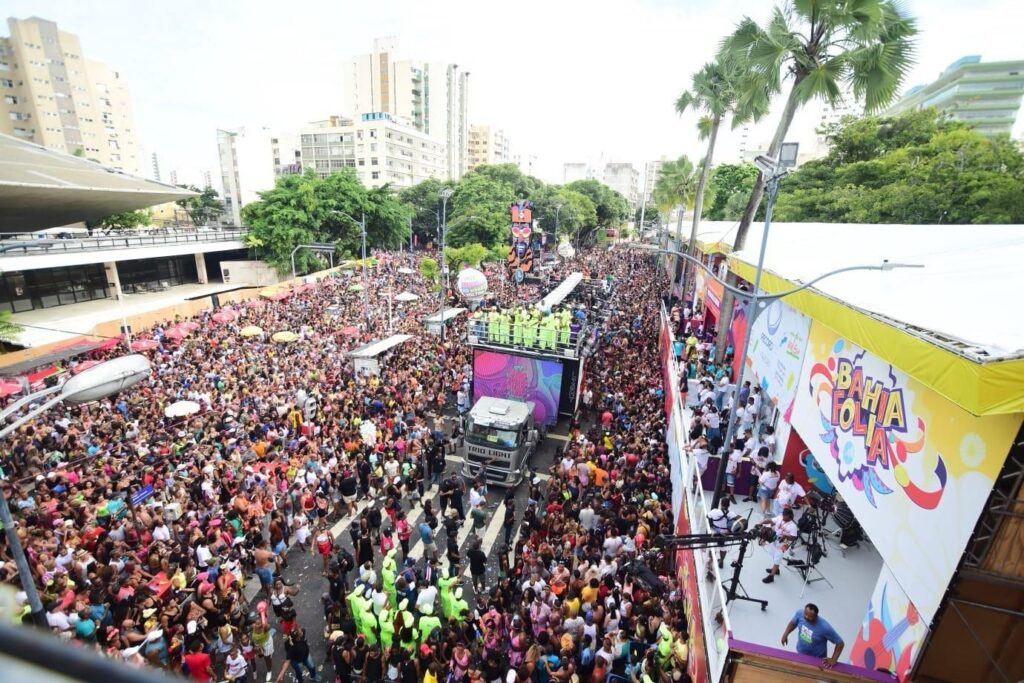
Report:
0,246,697,682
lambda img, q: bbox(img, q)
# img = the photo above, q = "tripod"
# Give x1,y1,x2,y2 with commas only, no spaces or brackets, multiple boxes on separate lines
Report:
788,527,834,597
724,537,768,611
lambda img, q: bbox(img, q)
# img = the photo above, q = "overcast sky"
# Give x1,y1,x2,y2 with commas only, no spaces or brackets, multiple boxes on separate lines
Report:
6,0,1022,185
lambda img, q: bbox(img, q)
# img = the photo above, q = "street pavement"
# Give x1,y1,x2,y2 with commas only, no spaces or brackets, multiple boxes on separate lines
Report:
242,419,569,681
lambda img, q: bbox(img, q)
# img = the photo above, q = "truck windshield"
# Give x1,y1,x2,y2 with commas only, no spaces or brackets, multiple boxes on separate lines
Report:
466,421,519,449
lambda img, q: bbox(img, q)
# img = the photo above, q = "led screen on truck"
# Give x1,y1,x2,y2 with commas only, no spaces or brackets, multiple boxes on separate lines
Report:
472,350,563,426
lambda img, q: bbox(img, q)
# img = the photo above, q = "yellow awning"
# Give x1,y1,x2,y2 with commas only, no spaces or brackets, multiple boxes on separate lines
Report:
728,258,1024,417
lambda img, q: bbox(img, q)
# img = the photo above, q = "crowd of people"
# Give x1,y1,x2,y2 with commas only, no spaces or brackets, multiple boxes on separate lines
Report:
0,246,700,682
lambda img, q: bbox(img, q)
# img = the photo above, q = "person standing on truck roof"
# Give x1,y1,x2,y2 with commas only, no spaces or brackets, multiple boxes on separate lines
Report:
523,311,538,348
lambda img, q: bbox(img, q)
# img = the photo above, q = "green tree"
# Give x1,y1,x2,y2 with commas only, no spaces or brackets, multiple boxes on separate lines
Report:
176,185,223,225
564,179,629,245
652,156,700,243
633,203,659,227
242,171,331,274
86,209,151,231
471,164,541,198
364,185,412,250
443,243,490,270
773,110,1024,224
675,56,768,273
418,256,440,284
705,163,759,220
448,173,516,247
0,309,22,343
399,178,453,246
721,0,918,250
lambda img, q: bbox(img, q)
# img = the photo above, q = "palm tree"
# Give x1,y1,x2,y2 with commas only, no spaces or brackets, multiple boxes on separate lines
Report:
653,156,699,247
675,56,768,288
721,0,918,250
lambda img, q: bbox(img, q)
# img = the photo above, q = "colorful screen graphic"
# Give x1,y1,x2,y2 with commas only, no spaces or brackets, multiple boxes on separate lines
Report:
472,350,563,426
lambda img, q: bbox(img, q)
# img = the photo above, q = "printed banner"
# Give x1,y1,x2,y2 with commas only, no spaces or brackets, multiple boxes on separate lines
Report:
746,299,812,416
790,323,1020,622
472,350,563,426
851,565,929,682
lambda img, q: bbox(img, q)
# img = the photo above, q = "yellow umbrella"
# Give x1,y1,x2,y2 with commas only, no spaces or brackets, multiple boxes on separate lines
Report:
240,325,264,338
271,331,298,343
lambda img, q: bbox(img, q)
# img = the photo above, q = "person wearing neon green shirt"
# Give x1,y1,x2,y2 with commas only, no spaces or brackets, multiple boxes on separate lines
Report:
417,602,442,644
439,572,459,620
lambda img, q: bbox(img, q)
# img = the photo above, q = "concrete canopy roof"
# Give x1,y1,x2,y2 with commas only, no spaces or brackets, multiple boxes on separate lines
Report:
0,133,197,231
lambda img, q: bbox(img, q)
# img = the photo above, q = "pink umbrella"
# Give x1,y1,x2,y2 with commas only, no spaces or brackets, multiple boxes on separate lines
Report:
245,299,264,309
131,339,161,351
212,309,238,324
164,327,188,341
179,321,201,332
265,291,291,301
72,360,102,374
341,326,359,336
0,379,23,398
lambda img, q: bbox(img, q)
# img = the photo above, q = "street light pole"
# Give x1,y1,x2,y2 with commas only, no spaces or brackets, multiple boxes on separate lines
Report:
439,188,453,341
361,211,369,328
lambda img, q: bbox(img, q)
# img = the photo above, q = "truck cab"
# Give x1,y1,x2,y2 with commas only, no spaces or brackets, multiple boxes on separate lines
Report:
460,396,540,487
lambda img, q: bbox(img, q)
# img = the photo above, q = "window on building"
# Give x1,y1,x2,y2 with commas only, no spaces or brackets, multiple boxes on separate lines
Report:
0,78,13,88
371,171,380,180
372,158,378,166
358,159,365,166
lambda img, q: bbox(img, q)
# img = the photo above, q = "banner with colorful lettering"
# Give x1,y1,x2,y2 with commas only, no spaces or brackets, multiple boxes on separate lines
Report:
851,565,929,682
790,323,1020,622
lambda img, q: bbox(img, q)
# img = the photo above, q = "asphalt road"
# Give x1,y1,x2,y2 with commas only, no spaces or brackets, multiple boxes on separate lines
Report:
243,419,570,682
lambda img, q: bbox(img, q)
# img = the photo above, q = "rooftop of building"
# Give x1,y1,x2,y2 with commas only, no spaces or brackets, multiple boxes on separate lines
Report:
0,133,195,231
694,220,1024,363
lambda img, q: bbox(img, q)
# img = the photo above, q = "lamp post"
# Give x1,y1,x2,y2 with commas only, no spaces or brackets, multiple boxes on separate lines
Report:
326,210,370,327
438,188,454,341
0,355,152,627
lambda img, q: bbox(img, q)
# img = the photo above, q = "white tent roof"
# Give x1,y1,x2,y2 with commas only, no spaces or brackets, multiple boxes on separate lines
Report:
347,334,413,359
424,308,467,323
537,272,583,311
695,221,1024,361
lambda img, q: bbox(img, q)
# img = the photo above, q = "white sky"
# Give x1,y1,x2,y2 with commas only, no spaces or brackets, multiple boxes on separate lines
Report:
6,0,1023,186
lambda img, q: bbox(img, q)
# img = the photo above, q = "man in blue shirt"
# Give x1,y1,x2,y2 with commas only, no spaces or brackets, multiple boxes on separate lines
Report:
782,603,845,669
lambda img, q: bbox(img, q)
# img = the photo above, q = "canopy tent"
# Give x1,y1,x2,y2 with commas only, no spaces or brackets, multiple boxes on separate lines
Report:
347,334,414,375
130,339,160,351
0,335,118,377
394,291,420,302
423,308,467,336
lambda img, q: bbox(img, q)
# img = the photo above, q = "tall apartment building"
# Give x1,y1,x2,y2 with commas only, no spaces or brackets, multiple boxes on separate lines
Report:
0,16,140,175
602,163,640,209
642,159,664,206
217,127,301,226
299,112,446,189
467,124,510,169
884,55,1024,136
342,37,469,180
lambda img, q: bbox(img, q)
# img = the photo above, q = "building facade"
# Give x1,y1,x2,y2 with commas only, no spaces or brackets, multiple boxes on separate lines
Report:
562,162,590,183
602,162,639,209
467,124,510,169
342,37,469,179
0,16,141,175
884,55,1024,136
298,113,445,189
643,159,664,207
217,126,300,226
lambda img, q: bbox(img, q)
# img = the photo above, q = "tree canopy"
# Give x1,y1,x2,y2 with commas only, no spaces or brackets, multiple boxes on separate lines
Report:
240,169,410,274
772,109,1024,224
86,209,151,231
175,185,223,226
705,163,759,221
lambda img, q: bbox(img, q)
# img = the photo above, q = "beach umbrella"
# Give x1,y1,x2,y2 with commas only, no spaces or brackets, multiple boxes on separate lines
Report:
394,291,419,302
130,339,161,351
240,325,264,338
245,298,264,309
397,267,415,274
271,331,298,343
163,327,188,341
164,400,201,418
179,321,201,332
348,284,364,292
72,360,102,374
340,326,359,336
212,309,238,323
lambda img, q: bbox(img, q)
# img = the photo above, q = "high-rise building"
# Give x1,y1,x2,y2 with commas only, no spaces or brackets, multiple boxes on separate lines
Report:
217,126,300,226
0,16,141,175
150,152,161,182
342,37,469,179
169,169,178,185
884,55,1024,136
202,170,212,189
467,124,510,169
643,159,664,206
602,163,640,210
298,112,445,189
